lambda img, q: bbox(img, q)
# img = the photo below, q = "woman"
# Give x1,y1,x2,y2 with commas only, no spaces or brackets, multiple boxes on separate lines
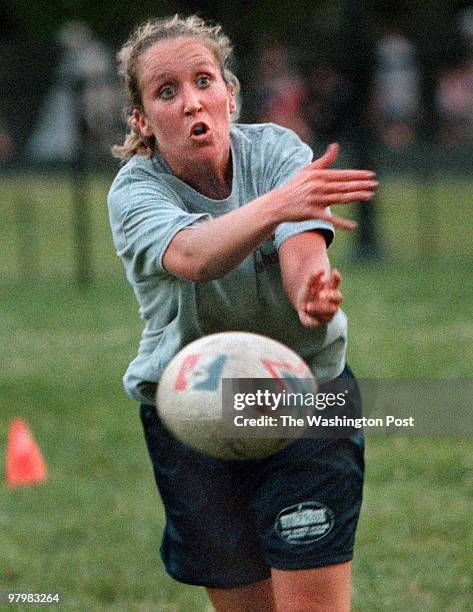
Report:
108,15,378,611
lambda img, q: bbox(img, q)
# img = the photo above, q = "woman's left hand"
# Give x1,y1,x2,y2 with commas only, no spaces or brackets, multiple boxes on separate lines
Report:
296,268,343,328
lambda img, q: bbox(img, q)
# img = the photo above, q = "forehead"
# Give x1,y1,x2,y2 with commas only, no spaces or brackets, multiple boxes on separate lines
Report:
139,37,219,85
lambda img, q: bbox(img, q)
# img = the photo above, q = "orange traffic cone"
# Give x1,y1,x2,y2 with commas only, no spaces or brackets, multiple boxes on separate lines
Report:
6,419,47,487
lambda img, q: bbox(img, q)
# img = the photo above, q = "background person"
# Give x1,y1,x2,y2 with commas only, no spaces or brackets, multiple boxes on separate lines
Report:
108,15,378,611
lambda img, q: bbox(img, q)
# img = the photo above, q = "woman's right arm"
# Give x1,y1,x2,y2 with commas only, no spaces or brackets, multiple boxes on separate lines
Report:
163,144,378,282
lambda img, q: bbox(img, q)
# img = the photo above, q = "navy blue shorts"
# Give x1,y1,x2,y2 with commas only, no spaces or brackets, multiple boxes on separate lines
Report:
140,365,364,588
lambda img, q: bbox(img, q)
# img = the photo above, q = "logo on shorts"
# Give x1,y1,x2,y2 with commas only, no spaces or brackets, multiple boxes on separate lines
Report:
274,502,334,544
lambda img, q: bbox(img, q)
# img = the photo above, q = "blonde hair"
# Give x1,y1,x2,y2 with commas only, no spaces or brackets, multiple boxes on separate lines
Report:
112,14,240,161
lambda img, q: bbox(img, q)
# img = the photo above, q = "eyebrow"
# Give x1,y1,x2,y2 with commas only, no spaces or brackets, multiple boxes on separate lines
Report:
148,61,217,86
149,71,173,84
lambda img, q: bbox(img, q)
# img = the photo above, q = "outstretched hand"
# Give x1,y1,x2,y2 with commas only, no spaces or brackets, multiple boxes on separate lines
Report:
278,143,378,230
297,268,343,328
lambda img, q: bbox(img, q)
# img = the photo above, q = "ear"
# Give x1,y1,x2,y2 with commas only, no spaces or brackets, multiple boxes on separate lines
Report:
228,85,237,114
133,108,153,137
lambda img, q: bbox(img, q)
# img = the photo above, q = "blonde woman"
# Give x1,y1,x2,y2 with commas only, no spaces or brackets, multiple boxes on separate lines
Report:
108,15,377,611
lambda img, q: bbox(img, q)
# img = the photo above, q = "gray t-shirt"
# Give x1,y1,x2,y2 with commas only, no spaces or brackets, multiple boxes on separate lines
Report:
108,123,347,405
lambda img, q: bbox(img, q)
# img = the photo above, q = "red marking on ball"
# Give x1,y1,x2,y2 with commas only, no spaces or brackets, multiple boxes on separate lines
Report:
174,353,200,390
260,358,307,378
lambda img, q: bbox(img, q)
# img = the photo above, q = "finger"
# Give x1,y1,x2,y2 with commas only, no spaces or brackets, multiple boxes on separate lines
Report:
305,303,340,318
323,291,343,306
310,302,337,314
318,191,376,204
314,211,358,231
322,180,379,194
319,287,343,302
305,285,342,307
300,279,324,308
307,270,327,291
299,271,329,313
301,270,327,298
303,307,337,325
311,143,339,170
314,170,377,181
330,269,342,289
298,310,322,328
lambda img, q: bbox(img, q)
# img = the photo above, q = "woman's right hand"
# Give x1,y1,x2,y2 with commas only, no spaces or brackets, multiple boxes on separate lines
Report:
162,143,378,282
275,143,378,230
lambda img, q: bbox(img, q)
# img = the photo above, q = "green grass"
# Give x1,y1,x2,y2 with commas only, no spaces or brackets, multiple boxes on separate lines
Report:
0,174,472,610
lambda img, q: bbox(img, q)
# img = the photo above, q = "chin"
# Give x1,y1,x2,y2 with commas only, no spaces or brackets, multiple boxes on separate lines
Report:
191,144,220,161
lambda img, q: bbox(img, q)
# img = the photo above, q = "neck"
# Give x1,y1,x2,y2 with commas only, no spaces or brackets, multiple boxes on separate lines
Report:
185,163,232,199
173,148,233,200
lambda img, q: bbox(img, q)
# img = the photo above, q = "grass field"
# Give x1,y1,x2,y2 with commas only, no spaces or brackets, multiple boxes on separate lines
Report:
1,173,472,610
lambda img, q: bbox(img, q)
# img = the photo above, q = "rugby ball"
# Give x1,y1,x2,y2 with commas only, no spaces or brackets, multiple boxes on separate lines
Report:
156,332,317,460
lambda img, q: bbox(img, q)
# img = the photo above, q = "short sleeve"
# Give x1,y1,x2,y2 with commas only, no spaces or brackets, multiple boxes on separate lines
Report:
108,167,209,280
262,126,334,249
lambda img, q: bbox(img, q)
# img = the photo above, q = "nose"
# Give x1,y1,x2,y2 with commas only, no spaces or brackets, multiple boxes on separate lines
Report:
183,86,202,115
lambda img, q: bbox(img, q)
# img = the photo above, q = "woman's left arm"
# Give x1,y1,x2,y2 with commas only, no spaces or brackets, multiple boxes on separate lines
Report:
279,231,343,328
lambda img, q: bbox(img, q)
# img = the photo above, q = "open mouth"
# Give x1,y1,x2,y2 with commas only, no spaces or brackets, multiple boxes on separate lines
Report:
190,122,209,137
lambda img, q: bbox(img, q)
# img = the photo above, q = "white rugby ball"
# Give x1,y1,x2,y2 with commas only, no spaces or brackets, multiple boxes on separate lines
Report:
156,332,317,460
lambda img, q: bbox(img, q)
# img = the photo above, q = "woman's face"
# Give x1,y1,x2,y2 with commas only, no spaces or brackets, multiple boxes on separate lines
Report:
135,37,236,179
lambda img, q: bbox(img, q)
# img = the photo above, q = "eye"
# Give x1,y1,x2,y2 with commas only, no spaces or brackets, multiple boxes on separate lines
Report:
159,84,176,100
196,75,210,88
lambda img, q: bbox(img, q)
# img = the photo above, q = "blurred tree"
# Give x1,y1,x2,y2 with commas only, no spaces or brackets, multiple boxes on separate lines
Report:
6,0,473,47
2,1,179,45
4,0,473,155
0,1,57,153
338,0,380,260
